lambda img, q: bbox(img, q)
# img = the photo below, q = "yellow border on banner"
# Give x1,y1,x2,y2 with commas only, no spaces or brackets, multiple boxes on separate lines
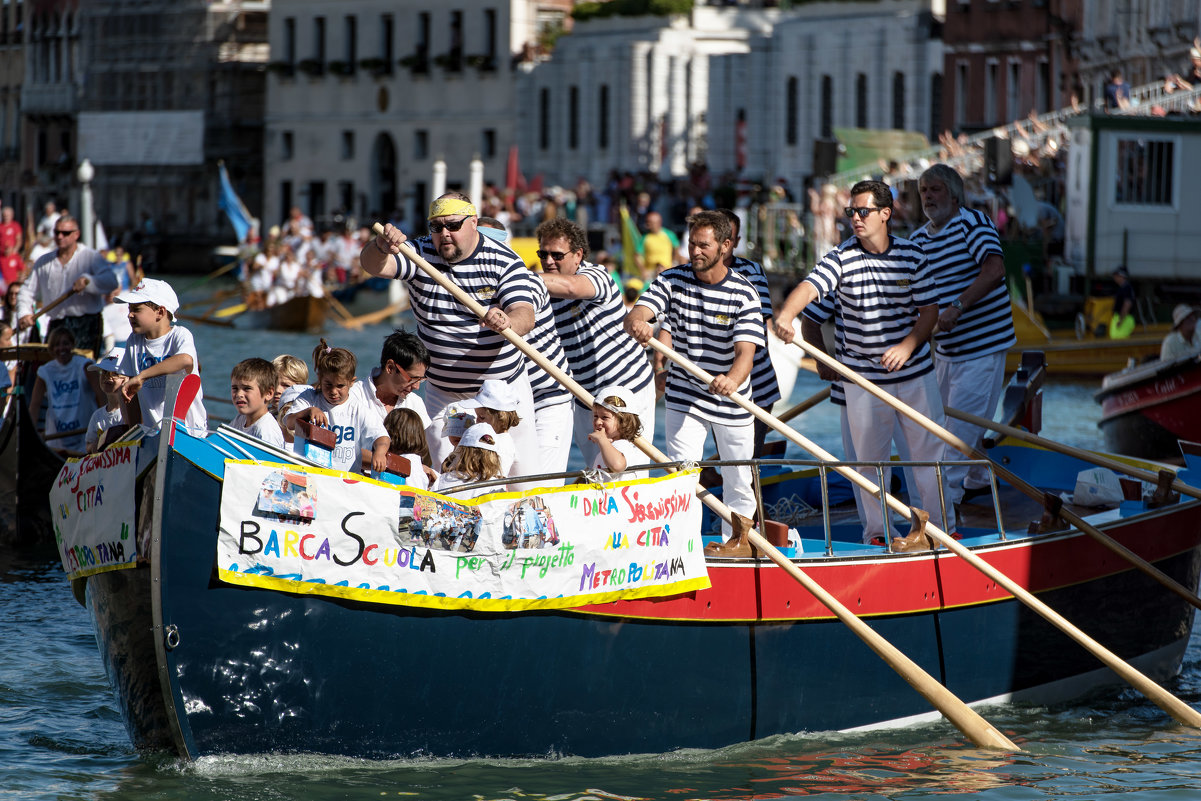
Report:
216,464,707,609
215,566,711,612
66,560,139,582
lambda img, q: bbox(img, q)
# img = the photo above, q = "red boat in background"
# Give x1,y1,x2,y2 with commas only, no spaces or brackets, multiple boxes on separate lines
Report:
1096,353,1201,460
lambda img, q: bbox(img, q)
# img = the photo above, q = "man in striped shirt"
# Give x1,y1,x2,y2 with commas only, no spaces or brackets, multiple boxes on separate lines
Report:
625,210,762,540
774,180,954,544
363,192,542,477
535,218,655,468
719,208,781,453
909,164,1015,505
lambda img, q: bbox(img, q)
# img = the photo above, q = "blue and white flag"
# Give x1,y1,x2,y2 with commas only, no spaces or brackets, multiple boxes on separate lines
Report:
218,161,255,243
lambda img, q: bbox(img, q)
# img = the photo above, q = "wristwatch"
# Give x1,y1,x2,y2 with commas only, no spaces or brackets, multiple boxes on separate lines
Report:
951,299,963,311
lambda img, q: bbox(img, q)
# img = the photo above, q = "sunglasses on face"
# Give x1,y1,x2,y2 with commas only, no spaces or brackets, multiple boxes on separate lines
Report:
428,217,469,234
844,207,881,219
397,362,426,387
536,249,572,261
54,229,78,236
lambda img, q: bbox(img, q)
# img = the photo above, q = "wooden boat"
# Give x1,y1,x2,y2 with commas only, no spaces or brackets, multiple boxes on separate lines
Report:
1095,353,1201,460
0,347,67,549
231,294,329,333
1007,301,1163,377
73,374,1201,758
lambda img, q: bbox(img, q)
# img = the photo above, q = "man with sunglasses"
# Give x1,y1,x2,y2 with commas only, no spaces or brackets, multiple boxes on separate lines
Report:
354,327,436,440
909,163,1014,507
16,213,118,356
772,180,954,546
535,217,655,467
363,191,542,476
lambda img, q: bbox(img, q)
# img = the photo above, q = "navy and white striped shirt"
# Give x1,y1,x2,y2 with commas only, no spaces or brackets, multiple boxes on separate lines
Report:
909,207,1016,362
636,266,763,423
804,235,937,385
730,256,782,408
524,279,573,409
549,262,654,409
391,235,539,393
801,288,846,406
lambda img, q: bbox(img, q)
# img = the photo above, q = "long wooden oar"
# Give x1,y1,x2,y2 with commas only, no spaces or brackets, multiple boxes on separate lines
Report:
787,337,1201,612
325,293,364,330
181,258,241,294
368,222,1017,750
29,287,79,324
44,426,87,441
947,406,1201,502
776,386,831,424
780,337,1201,727
176,313,236,329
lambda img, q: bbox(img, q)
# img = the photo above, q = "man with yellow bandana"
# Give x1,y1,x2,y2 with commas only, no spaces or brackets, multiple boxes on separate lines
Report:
362,191,544,477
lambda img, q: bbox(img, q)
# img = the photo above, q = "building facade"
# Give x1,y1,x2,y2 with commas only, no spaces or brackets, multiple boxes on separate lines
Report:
513,8,778,189
706,0,943,183
1074,0,1200,103
264,0,570,233
940,0,1082,134
0,0,24,212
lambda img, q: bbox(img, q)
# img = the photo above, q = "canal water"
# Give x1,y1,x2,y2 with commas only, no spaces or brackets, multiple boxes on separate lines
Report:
2,278,1195,800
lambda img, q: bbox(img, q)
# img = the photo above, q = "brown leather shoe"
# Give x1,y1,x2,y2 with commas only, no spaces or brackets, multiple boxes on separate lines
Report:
890,506,934,552
704,513,756,557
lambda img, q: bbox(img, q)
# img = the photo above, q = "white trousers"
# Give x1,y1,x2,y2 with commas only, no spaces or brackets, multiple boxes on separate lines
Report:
842,371,955,541
665,408,754,539
935,351,1006,501
534,398,574,486
572,380,657,468
424,371,539,479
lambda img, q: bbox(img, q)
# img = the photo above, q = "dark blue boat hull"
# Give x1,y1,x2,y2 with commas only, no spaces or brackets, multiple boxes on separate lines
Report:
82,423,1201,759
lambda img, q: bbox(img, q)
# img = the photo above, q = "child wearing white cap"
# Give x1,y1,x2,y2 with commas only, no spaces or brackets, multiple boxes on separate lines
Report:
588,385,644,483
116,278,208,435
458,379,519,480
85,348,131,453
433,422,506,500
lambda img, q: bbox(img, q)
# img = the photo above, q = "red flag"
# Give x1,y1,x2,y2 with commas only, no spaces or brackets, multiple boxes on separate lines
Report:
505,145,526,194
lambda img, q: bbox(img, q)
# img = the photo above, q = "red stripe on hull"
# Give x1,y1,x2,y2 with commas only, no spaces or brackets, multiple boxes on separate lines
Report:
574,502,1201,622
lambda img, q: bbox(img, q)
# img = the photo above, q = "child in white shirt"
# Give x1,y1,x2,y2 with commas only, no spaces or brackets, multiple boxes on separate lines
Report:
588,384,644,483
459,379,519,479
29,326,99,453
433,422,506,500
85,348,130,453
229,357,285,448
284,338,388,474
383,407,435,490
116,279,208,435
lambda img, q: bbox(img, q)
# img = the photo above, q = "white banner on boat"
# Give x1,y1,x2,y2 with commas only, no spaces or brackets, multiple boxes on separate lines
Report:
215,462,709,611
50,444,138,580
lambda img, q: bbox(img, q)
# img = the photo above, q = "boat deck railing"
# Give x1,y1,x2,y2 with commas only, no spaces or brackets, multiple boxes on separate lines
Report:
444,455,1009,558
204,424,1017,559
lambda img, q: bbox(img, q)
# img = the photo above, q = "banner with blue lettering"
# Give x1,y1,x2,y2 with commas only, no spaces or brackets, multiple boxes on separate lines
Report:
215,461,709,611
51,444,139,580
